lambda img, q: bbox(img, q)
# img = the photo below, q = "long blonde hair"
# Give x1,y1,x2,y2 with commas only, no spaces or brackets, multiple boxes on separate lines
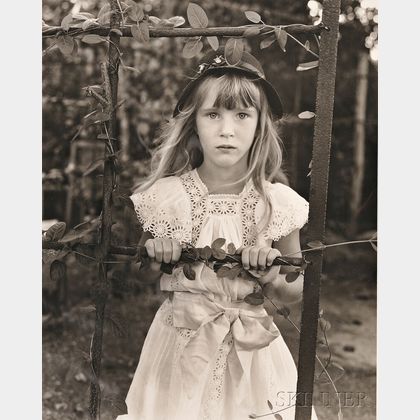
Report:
137,72,286,230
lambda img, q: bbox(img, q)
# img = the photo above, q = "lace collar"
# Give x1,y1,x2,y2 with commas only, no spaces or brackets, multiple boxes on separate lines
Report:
190,168,254,199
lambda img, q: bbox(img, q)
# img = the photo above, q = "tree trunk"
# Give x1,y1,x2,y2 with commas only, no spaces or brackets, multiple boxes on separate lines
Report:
349,52,369,236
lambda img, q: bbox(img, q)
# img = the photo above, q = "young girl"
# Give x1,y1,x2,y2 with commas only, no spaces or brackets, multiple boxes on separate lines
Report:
117,48,317,420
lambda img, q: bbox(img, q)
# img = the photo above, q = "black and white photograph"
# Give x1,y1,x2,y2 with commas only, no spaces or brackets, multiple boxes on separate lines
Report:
39,0,380,419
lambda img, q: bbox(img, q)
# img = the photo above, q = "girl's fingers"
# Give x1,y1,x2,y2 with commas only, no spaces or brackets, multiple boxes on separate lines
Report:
241,247,251,270
171,240,182,263
249,247,260,269
258,247,272,269
145,239,156,259
162,239,173,264
266,248,281,267
154,239,164,262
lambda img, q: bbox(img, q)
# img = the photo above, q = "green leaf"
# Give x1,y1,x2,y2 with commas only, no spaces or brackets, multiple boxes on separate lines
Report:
260,34,276,49
60,13,73,31
187,3,208,28
318,318,331,331
148,16,161,26
274,27,288,52
199,246,213,259
121,65,141,74
92,111,111,123
183,263,196,280
82,19,99,30
296,60,319,71
73,12,95,20
110,28,123,36
307,240,326,249
187,247,200,260
227,242,236,254
212,248,226,260
215,266,232,278
59,218,100,244
168,16,186,27
160,262,175,274
207,36,219,51
42,249,69,265
224,38,244,66
211,238,226,250
127,2,144,22
98,10,114,26
50,260,67,282
139,21,150,42
243,27,261,38
81,34,105,44
45,222,67,242
73,244,96,266
298,111,315,119
226,264,242,280
277,305,290,318
83,158,104,177
274,414,283,420
244,292,264,306
249,415,257,419
57,35,75,55
285,271,300,283
244,11,261,23
182,37,203,58
105,311,128,337
216,265,241,280
98,2,112,23
267,399,273,410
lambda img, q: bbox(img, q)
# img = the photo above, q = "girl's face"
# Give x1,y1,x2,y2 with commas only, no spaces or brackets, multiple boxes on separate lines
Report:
195,80,259,171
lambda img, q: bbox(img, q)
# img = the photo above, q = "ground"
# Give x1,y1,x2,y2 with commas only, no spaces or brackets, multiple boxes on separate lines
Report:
43,232,376,420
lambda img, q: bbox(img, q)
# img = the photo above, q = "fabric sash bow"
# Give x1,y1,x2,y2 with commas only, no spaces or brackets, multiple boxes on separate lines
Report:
171,292,280,405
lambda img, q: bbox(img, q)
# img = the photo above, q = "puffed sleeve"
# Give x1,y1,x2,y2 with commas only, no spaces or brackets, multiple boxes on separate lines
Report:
256,182,309,241
130,176,192,243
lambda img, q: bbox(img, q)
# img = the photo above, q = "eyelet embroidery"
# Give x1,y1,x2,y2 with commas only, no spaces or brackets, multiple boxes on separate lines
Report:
180,170,259,246
131,181,192,243
132,171,309,248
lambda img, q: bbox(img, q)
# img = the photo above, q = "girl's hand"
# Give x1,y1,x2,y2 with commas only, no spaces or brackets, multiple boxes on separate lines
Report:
237,246,281,284
144,238,182,264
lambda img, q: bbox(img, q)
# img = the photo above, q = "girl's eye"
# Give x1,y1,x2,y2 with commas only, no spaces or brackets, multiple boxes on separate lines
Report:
208,112,219,119
238,113,249,119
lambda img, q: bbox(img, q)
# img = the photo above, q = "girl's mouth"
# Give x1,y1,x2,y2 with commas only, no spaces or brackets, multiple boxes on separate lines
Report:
217,145,236,150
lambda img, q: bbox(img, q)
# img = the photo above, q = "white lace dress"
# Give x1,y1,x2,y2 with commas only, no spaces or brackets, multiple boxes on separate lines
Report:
117,169,317,420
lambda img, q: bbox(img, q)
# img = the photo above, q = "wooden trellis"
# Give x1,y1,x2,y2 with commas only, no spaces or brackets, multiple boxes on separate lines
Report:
42,1,341,419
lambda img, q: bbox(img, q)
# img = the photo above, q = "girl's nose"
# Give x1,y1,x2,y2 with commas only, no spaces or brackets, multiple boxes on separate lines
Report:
220,116,235,138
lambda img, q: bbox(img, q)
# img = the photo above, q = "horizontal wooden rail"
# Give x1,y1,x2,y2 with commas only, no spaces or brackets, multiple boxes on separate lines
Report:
42,241,305,267
42,23,326,39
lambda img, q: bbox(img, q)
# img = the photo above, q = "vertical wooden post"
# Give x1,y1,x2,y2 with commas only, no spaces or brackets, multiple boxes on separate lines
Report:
88,1,121,419
349,51,369,236
289,48,305,188
294,1,341,419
